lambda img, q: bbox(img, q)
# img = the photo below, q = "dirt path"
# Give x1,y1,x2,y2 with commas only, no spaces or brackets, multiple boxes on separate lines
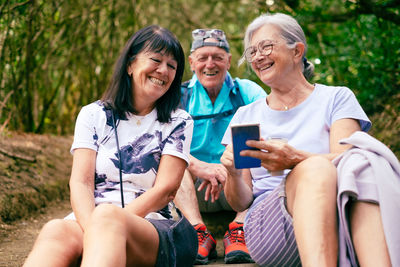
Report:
0,200,71,267
0,200,258,267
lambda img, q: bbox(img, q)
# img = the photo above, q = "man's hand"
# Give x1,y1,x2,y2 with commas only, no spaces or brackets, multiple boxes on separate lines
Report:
189,160,227,203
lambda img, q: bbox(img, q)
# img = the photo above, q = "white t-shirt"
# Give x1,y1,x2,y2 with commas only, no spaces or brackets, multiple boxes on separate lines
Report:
70,101,193,219
221,84,371,200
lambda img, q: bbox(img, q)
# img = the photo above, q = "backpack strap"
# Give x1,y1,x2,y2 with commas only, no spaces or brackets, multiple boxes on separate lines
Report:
179,80,191,110
181,78,245,121
230,79,244,108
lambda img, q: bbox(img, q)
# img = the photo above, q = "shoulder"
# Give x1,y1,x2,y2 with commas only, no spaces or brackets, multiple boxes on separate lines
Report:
234,78,263,90
315,83,355,97
236,98,266,114
181,75,199,89
234,78,267,98
171,108,193,123
78,100,106,117
233,78,267,102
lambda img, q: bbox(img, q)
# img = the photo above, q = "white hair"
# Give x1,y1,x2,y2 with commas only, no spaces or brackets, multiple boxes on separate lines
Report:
240,13,314,80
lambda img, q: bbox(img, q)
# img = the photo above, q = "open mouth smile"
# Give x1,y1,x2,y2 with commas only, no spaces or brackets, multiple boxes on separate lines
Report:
149,77,166,85
259,62,274,71
203,71,219,77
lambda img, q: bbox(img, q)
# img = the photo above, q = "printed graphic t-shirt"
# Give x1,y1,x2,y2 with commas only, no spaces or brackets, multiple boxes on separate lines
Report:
70,101,193,219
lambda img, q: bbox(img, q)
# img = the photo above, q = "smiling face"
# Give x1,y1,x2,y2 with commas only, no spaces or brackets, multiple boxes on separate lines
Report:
249,24,297,88
128,49,177,110
189,38,231,92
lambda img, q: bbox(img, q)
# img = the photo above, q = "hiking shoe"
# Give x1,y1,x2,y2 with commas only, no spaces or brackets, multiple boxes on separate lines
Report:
223,221,254,264
193,223,217,265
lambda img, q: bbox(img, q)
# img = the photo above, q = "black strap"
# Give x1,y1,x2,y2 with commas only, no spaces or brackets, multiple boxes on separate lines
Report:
181,79,244,121
111,112,125,208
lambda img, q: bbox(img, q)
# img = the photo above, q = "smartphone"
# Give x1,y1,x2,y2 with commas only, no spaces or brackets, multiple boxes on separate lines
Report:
231,123,261,169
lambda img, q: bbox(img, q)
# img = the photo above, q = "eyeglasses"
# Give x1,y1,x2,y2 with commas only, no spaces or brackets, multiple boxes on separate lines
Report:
244,39,276,63
192,29,226,41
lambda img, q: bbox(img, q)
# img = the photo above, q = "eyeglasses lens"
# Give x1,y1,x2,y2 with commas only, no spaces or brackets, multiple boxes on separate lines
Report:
245,40,274,62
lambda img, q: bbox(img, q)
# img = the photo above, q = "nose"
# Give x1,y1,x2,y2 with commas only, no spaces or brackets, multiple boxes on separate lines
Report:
205,56,215,67
253,48,265,62
157,62,169,74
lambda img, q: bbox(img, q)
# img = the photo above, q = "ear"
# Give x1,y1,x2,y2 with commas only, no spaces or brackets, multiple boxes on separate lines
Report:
127,62,133,77
293,42,305,63
188,54,195,72
226,53,232,70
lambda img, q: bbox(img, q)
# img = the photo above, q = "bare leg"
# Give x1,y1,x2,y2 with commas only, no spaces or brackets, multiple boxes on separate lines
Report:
81,204,159,267
350,201,391,267
232,210,247,223
285,156,338,267
23,219,83,267
174,169,204,225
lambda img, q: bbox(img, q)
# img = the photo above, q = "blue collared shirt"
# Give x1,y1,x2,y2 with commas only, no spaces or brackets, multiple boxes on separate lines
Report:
182,72,266,163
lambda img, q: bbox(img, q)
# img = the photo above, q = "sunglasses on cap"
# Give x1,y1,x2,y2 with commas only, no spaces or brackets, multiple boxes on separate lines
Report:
190,29,230,53
192,29,226,41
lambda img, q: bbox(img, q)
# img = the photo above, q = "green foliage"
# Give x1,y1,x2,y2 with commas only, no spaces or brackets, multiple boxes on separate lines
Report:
0,0,399,139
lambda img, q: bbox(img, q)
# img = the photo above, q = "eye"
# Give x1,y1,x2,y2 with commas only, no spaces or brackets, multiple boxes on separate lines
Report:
212,55,224,61
167,63,177,70
245,46,257,57
151,58,161,63
260,43,272,51
259,44,273,56
197,56,207,62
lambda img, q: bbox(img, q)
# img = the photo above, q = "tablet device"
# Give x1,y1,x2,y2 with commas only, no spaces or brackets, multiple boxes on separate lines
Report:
231,123,261,169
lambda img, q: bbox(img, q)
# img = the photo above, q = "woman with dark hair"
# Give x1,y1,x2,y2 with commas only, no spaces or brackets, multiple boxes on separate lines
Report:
23,25,197,267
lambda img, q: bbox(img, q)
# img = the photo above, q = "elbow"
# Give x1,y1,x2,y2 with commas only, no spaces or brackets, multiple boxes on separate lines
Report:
228,200,251,213
225,193,252,212
167,188,178,203
156,184,179,205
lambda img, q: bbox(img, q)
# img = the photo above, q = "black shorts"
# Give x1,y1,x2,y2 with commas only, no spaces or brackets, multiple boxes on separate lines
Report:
148,215,197,267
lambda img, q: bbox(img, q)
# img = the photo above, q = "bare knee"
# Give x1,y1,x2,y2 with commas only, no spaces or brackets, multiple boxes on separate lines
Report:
25,219,83,267
38,219,82,246
286,156,337,209
288,156,336,190
88,204,127,231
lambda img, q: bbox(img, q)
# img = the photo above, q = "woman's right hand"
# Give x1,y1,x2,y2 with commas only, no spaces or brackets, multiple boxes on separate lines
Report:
220,144,242,178
242,139,303,172
221,144,253,211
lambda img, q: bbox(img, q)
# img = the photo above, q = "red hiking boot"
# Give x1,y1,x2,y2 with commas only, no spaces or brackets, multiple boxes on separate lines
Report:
193,223,217,265
223,221,254,264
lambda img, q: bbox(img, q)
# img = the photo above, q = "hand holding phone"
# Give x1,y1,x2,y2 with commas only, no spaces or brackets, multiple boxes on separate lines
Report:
231,123,261,169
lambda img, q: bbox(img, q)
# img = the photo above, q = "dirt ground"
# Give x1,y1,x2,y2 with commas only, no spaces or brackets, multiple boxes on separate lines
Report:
0,132,255,267
0,132,73,266
0,199,71,267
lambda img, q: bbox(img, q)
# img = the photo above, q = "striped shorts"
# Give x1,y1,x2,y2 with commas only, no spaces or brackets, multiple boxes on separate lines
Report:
244,182,301,266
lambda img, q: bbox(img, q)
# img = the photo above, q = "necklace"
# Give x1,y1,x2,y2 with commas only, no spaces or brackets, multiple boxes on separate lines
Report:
269,94,298,111
132,115,142,126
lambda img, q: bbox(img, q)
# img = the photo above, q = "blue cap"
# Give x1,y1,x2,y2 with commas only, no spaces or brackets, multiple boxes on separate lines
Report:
190,29,230,53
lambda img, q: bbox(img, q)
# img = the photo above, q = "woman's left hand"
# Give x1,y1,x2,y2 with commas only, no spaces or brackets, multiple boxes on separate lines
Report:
241,139,298,172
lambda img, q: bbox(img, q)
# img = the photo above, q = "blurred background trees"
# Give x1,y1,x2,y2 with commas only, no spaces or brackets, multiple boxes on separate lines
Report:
0,0,399,153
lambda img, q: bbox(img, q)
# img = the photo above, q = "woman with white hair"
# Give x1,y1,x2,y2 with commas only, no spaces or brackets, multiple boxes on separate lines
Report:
220,13,397,266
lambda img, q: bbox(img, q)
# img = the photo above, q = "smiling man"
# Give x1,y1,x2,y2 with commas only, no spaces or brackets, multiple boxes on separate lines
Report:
174,29,266,264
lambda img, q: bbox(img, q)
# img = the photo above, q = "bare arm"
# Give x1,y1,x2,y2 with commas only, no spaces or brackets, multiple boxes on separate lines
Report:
69,148,96,231
187,154,227,202
125,155,187,217
220,144,254,211
242,118,362,172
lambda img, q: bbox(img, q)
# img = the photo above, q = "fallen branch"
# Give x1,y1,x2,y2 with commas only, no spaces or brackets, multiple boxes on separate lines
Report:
0,146,36,163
